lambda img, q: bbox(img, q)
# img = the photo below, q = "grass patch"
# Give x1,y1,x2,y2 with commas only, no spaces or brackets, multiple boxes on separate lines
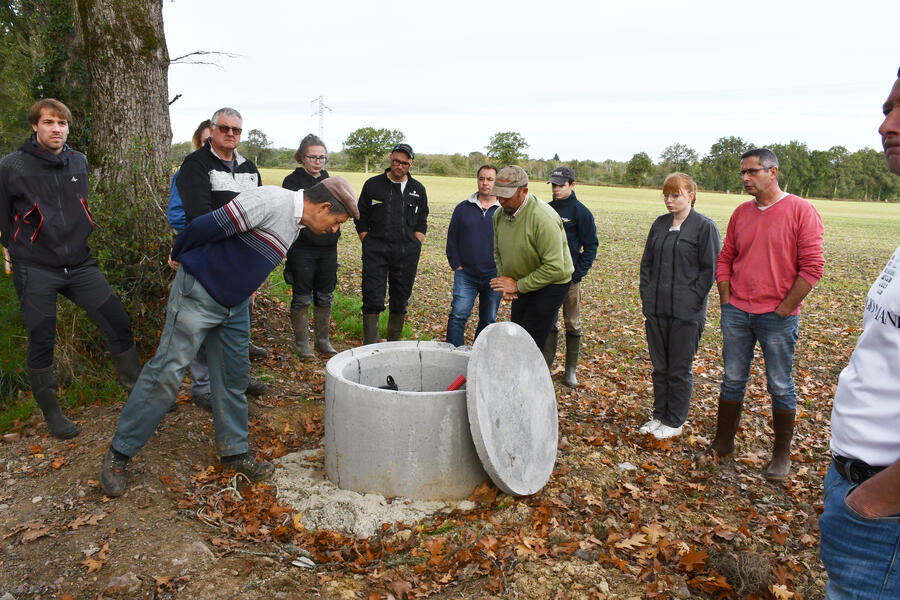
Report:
262,265,413,340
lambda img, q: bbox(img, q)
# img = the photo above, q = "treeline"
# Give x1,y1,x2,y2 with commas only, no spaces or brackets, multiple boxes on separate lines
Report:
169,134,900,202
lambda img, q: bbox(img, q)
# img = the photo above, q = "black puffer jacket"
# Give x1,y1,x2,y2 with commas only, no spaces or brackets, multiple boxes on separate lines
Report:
0,137,94,268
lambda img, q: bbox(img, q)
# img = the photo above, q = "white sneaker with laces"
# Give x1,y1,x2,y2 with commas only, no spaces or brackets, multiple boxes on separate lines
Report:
639,419,661,434
653,423,683,439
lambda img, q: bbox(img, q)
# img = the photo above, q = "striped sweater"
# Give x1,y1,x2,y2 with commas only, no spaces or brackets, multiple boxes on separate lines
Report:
172,185,304,307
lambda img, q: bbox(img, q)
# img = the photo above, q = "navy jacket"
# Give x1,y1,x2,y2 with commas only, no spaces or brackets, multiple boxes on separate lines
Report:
548,191,598,283
445,194,499,279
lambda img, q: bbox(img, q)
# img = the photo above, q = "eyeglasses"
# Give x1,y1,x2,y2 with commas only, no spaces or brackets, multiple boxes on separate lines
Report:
213,124,242,135
740,167,771,176
305,155,327,162
391,158,412,167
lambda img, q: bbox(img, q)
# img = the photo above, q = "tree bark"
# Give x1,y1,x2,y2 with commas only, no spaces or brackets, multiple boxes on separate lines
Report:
76,0,171,196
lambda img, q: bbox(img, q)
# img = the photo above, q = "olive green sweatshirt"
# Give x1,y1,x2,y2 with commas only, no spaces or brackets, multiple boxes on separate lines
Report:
493,194,573,293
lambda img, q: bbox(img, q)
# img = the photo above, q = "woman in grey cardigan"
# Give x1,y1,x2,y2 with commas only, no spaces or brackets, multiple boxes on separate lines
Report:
639,173,720,439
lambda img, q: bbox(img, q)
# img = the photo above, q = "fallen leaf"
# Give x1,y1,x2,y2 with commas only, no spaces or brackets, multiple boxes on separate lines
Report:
772,583,794,599
615,532,648,550
80,557,104,573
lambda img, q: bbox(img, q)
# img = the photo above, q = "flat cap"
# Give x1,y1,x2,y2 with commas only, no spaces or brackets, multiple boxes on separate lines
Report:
319,176,359,219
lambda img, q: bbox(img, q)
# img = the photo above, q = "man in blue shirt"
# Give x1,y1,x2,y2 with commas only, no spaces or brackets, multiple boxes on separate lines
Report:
445,165,502,346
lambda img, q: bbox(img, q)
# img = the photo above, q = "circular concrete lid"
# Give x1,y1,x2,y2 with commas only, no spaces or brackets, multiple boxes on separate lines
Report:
466,322,558,496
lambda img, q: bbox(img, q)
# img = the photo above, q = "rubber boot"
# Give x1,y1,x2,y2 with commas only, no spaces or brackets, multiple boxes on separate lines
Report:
542,328,558,370
362,314,380,345
697,397,743,459
313,305,337,355
290,305,314,359
562,333,581,388
28,367,79,439
111,345,141,391
764,409,796,481
386,312,405,342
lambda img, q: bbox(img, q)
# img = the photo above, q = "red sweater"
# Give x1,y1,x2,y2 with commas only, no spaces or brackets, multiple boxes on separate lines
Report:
716,194,824,315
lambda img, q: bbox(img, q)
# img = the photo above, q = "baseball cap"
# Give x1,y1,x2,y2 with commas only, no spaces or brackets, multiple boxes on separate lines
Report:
548,166,576,185
392,143,415,159
491,165,529,198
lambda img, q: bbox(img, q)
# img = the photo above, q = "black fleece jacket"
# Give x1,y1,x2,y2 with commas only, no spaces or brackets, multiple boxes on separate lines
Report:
0,137,94,268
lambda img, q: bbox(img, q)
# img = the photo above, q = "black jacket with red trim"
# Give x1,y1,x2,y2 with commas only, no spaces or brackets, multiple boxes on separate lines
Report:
0,136,94,268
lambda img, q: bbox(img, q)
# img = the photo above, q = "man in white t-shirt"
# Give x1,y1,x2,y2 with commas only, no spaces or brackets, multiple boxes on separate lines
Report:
819,67,900,600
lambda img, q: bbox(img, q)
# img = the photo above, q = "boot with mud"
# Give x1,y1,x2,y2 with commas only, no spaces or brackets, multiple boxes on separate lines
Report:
29,367,79,439
290,305,314,359
542,328,558,370
362,313,380,345
764,408,796,481
696,397,743,460
111,345,141,391
562,333,581,388
386,312,405,342
313,304,338,355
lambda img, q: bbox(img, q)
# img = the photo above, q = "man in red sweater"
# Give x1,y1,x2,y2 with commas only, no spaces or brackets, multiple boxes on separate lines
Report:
699,148,824,481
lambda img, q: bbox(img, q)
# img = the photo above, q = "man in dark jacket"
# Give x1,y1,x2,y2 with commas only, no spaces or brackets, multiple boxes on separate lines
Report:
175,107,267,404
546,166,598,387
355,143,428,344
0,98,141,439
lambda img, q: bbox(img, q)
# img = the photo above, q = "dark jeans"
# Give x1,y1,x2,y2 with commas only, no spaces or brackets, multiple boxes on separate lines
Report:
285,244,338,308
510,282,571,350
644,314,704,427
446,269,501,347
361,237,421,314
11,260,134,369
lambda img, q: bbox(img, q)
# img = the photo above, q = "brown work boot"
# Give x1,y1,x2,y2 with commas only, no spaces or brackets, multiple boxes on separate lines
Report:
696,397,743,459
764,408,796,481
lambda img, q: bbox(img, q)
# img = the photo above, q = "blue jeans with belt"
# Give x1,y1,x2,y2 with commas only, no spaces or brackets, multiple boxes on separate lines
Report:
112,268,251,458
819,463,900,599
720,303,799,410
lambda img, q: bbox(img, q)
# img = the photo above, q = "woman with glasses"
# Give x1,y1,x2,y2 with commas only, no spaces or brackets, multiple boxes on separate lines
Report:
282,134,340,358
638,173,720,439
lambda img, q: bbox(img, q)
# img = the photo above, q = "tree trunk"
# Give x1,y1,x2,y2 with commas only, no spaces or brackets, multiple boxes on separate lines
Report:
76,0,171,197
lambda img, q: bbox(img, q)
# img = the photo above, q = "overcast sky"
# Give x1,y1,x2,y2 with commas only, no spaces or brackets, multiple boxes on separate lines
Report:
163,0,898,163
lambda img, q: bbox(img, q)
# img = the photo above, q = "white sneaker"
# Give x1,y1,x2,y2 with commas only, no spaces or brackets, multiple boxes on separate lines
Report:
639,419,661,434
653,423,683,439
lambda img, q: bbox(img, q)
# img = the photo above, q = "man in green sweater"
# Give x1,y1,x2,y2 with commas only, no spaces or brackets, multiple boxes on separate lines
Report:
490,165,573,354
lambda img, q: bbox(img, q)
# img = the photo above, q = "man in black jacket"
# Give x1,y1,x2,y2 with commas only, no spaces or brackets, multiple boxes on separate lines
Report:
175,107,267,403
355,143,428,344
0,98,141,439
546,166,598,387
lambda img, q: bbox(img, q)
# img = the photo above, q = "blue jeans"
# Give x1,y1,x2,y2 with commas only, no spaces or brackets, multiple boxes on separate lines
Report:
446,269,501,347
112,269,251,458
819,464,900,599
720,303,799,410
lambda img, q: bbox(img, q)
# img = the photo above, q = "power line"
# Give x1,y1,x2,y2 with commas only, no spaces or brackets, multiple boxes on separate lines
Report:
310,95,332,140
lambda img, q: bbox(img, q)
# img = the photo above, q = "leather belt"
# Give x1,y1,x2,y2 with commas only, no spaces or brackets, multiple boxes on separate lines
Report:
832,454,885,484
